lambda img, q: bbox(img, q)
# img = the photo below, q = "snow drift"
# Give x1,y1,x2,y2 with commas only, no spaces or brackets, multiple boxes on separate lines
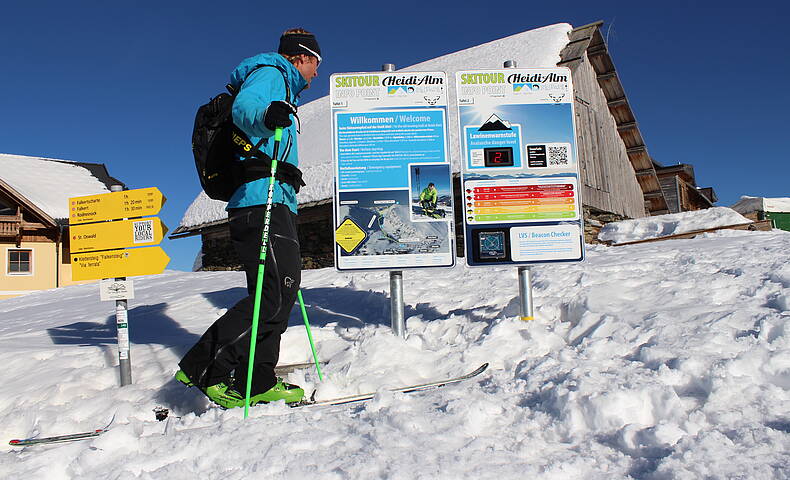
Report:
1,212,788,478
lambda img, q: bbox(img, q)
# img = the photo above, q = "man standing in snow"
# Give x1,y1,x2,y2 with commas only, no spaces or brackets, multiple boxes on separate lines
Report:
175,29,321,408
419,183,439,217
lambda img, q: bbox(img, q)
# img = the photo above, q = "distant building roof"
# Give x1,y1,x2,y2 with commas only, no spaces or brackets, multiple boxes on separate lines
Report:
0,153,124,222
174,22,573,235
731,196,790,214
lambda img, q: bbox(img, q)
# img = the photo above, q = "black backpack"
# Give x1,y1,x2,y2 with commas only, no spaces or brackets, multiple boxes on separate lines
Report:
192,64,303,202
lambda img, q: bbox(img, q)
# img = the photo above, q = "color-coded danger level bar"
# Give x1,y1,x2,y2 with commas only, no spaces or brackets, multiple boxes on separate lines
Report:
473,198,575,207
474,204,576,215
472,212,577,221
469,184,574,193
469,191,574,200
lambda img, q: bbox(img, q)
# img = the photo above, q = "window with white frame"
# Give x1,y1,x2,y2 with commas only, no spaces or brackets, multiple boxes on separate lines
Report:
7,249,32,275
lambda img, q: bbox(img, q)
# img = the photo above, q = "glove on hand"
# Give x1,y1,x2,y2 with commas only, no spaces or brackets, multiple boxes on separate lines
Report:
263,100,297,131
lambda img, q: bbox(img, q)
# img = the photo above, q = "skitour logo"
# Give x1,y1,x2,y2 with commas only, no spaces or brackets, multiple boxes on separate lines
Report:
335,75,380,88
382,75,444,87
460,72,505,85
507,73,568,84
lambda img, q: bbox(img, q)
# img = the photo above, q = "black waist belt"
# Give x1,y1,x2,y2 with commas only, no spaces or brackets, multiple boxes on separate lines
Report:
241,156,306,193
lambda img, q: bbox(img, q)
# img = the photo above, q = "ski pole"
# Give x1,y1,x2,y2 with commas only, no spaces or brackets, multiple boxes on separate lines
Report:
297,290,323,381
244,126,282,419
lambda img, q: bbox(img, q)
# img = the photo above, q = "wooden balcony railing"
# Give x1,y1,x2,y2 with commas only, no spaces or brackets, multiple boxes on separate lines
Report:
0,214,22,238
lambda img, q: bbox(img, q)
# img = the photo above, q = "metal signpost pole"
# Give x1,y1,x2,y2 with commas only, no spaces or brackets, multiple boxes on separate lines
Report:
115,293,132,385
518,266,534,321
109,184,132,386
502,60,535,322
380,62,407,339
390,271,406,337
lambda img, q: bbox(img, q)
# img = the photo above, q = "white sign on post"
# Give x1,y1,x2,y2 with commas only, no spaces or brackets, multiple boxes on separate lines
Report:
456,68,585,266
99,278,135,301
331,71,456,271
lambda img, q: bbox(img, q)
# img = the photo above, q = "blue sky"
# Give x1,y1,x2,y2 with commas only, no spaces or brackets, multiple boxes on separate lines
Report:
1,1,786,271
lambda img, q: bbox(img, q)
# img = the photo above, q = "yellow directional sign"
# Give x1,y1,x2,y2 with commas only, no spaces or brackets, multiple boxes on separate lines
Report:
335,218,367,253
69,187,166,225
71,246,170,281
70,218,169,253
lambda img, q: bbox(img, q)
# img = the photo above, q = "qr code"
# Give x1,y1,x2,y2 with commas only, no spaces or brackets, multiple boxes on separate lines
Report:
547,145,569,166
133,219,154,243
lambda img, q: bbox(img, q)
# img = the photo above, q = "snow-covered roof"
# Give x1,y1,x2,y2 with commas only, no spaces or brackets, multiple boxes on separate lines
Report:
177,23,573,232
0,153,118,221
731,196,790,214
598,207,752,244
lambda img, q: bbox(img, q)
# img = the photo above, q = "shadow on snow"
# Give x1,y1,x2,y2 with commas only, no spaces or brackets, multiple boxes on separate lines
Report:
44,283,505,416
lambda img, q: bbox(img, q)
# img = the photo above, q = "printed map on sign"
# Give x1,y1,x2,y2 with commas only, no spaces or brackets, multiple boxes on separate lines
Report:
337,190,450,257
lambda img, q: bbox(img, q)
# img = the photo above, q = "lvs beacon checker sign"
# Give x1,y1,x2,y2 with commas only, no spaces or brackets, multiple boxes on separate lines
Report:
456,68,585,266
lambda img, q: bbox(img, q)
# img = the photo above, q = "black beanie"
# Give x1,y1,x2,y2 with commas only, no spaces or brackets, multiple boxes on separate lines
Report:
278,32,321,62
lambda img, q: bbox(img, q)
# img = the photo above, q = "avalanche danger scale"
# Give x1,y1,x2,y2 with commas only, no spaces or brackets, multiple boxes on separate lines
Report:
456,68,585,266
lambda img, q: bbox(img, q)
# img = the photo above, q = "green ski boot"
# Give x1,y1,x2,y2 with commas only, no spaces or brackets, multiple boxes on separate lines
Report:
174,369,194,387
176,370,304,407
249,378,305,405
205,382,246,409
176,370,245,408
206,378,303,408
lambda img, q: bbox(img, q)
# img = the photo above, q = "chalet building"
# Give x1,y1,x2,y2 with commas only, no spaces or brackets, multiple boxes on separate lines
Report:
0,154,124,299
171,21,717,270
654,162,717,213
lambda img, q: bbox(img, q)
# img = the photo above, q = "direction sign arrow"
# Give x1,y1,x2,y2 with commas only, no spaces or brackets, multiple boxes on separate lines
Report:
69,187,166,225
70,246,170,281
70,218,168,253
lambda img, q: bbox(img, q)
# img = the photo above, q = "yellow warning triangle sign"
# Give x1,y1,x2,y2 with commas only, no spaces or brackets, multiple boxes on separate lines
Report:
335,218,366,253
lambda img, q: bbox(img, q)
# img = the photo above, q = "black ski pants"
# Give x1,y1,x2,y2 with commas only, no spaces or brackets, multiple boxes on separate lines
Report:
179,203,301,394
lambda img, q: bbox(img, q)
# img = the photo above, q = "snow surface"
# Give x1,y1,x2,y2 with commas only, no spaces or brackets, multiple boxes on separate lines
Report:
178,23,572,230
0,153,112,221
732,196,790,214
598,207,753,244
2,211,789,478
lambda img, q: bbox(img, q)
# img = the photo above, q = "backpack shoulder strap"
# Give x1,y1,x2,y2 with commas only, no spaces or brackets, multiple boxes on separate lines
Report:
242,64,291,103
239,64,293,153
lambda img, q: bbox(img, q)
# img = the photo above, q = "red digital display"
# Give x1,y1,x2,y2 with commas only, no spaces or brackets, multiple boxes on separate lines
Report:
483,147,514,167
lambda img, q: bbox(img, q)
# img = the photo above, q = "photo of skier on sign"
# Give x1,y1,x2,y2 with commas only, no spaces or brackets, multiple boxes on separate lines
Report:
420,183,441,217
409,163,451,221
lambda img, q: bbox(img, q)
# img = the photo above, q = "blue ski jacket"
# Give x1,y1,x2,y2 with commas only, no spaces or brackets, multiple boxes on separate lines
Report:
226,53,308,214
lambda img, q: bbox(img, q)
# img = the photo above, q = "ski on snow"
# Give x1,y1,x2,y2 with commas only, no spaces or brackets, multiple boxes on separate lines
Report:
293,362,488,407
8,362,488,446
155,363,489,418
7,361,321,447
9,428,109,447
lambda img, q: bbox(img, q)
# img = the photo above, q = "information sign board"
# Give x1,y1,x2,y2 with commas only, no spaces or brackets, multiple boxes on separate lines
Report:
68,187,169,281
331,71,455,271
71,247,170,281
69,187,165,225
456,68,585,266
71,218,168,253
